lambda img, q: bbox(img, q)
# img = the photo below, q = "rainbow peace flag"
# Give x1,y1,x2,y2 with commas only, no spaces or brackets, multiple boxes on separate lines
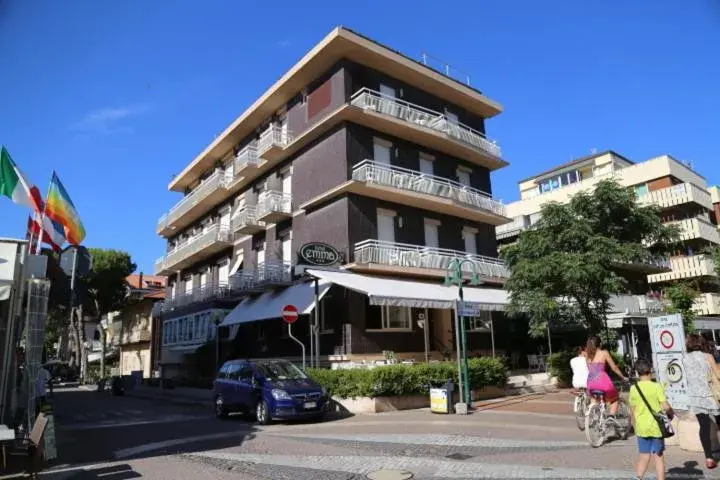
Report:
46,172,86,245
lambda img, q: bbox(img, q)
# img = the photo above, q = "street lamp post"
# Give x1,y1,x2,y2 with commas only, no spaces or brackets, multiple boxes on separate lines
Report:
444,258,481,408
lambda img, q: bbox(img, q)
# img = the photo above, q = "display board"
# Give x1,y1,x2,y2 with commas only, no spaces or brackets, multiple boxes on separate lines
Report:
648,314,689,411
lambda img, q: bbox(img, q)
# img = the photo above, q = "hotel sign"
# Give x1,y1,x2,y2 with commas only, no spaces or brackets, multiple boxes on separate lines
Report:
298,242,341,267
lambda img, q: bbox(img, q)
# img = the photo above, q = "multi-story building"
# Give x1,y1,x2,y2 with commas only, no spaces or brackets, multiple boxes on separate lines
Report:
496,151,720,327
153,27,513,373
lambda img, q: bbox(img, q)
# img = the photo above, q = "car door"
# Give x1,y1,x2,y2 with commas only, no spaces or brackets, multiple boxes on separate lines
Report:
214,363,230,398
235,364,255,410
224,363,242,405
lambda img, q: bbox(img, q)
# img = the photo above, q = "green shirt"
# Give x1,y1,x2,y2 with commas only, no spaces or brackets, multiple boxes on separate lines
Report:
629,380,667,438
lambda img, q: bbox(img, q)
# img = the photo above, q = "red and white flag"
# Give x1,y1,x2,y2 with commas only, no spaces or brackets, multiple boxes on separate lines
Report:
27,215,65,253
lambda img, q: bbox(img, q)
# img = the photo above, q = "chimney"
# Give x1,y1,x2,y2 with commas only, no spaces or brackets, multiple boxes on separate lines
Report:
139,271,144,289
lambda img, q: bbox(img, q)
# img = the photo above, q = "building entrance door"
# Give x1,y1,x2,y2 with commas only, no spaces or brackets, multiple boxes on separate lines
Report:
430,309,454,359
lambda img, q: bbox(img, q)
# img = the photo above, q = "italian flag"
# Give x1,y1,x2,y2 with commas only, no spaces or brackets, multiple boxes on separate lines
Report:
0,146,43,212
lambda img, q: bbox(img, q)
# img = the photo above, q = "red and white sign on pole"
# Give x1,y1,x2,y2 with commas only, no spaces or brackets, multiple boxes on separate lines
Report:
282,304,299,324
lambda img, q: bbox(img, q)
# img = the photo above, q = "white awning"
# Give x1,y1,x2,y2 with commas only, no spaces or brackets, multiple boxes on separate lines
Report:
221,280,332,327
695,318,720,330
306,269,508,311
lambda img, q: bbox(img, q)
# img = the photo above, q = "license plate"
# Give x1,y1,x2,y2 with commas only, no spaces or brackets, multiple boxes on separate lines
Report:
303,401,317,409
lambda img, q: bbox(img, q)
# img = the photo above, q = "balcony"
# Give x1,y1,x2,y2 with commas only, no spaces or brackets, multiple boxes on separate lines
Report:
610,294,665,315
157,282,235,314
157,169,231,236
350,88,505,170
256,191,292,224
230,261,292,293
257,124,292,161
667,217,720,244
234,143,259,176
349,160,508,225
155,224,232,275
694,293,720,316
351,239,509,283
232,206,265,235
120,329,152,345
648,255,717,283
638,182,713,211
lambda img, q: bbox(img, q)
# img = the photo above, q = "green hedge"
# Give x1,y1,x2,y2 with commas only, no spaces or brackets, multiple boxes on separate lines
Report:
308,358,506,399
548,351,626,387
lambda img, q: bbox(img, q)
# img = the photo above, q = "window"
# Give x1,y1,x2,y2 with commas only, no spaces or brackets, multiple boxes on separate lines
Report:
468,311,492,331
445,109,459,124
419,153,434,176
256,244,266,266
238,366,254,381
184,277,193,296
280,168,292,196
200,271,208,289
218,261,229,286
226,363,241,380
635,184,649,198
424,219,440,248
379,83,396,99
377,208,396,243
218,363,231,379
319,298,332,333
463,227,478,254
373,139,392,165
281,235,292,264
457,167,471,187
367,305,412,330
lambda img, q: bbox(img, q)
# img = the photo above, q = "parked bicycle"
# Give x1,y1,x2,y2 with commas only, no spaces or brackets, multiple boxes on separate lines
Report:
584,382,632,447
573,388,589,431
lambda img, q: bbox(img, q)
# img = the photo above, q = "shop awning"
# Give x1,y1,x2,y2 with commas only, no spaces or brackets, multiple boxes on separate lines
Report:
695,318,720,330
305,269,508,310
221,280,332,327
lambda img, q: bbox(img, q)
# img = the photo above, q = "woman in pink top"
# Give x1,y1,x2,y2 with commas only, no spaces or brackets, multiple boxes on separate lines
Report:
586,335,628,415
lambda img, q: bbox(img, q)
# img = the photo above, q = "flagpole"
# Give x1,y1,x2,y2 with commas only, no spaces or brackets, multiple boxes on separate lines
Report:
34,174,53,255
28,212,39,252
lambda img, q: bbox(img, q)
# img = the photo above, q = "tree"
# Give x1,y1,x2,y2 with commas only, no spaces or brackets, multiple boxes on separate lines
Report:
73,249,136,380
501,179,678,337
665,282,698,333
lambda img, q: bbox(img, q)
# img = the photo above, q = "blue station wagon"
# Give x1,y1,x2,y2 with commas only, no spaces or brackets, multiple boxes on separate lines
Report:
212,359,328,424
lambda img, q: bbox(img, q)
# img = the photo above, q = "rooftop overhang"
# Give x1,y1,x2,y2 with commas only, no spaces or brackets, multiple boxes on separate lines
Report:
168,27,503,192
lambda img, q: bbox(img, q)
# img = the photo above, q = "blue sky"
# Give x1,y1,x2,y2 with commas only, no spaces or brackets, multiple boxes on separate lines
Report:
1,1,719,274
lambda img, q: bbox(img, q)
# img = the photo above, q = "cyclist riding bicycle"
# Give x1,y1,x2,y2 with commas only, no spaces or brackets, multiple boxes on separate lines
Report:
586,335,628,417
570,345,588,390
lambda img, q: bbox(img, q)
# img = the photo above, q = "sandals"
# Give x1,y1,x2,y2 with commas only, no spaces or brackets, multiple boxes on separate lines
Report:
706,458,717,469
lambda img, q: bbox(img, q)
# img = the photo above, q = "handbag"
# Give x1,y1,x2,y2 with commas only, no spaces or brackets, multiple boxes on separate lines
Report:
707,358,720,403
633,382,674,439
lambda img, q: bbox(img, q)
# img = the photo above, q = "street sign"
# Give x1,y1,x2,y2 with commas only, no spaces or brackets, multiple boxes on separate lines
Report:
282,304,299,324
457,301,483,317
60,246,92,278
648,314,688,411
298,242,341,266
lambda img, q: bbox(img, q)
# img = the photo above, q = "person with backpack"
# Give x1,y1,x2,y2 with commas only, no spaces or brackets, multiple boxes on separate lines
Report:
628,358,674,480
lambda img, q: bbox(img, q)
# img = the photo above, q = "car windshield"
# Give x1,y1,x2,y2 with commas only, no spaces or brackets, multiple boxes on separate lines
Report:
255,360,307,381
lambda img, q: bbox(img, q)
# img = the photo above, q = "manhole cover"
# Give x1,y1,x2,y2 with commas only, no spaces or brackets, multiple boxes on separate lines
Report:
366,470,414,480
446,453,473,461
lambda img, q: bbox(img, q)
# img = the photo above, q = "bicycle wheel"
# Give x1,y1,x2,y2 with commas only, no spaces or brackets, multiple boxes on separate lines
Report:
585,403,606,447
614,401,631,440
575,394,587,431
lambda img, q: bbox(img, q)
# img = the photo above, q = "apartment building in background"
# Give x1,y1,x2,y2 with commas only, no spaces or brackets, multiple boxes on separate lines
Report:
496,151,720,330
152,27,514,375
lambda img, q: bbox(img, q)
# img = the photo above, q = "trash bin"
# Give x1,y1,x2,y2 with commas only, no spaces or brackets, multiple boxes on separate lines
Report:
429,379,454,414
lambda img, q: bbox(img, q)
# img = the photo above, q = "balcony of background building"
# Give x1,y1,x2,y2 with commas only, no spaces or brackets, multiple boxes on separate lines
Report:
156,281,234,314
230,261,293,294
610,294,665,316
232,205,265,235
648,254,717,283
155,223,232,276
257,125,293,161
157,169,232,236
120,330,152,345
350,239,509,283
694,293,720,316
349,88,505,170
638,182,714,211
666,217,720,244
256,191,292,224
495,216,531,241
234,143,259,177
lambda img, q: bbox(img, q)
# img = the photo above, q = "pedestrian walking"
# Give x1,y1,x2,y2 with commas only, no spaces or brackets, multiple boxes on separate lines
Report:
683,333,720,469
628,358,674,480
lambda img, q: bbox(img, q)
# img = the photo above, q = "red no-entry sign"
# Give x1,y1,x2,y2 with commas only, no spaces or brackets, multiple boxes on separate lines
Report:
282,304,299,324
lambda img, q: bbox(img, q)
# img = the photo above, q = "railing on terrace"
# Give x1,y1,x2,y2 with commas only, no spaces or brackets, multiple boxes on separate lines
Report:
667,217,720,242
231,205,264,231
231,261,292,290
495,217,530,239
155,224,231,273
353,239,509,279
352,160,506,217
157,169,227,230
257,124,293,156
234,143,259,172
159,282,232,313
638,182,713,209
350,88,502,159
257,191,293,217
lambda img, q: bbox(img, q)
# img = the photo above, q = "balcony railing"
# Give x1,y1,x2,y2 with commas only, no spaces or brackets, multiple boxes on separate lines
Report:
231,205,265,234
234,143,259,174
157,169,227,232
667,217,720,243
353,239,509,279
496,217,531,240
257,124,292,158
648,254,717,283
350,88,502,160
352,160,506,218
638,182,713,210
695,293,720,316
610,294,666,315
121,329,152,344
230,261,292,292
155,224,231,274
257,191,292,222
158,282,233,313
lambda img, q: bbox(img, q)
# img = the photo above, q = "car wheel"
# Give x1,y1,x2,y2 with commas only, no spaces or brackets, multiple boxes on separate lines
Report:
255,400,271,425
215,395,228,419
